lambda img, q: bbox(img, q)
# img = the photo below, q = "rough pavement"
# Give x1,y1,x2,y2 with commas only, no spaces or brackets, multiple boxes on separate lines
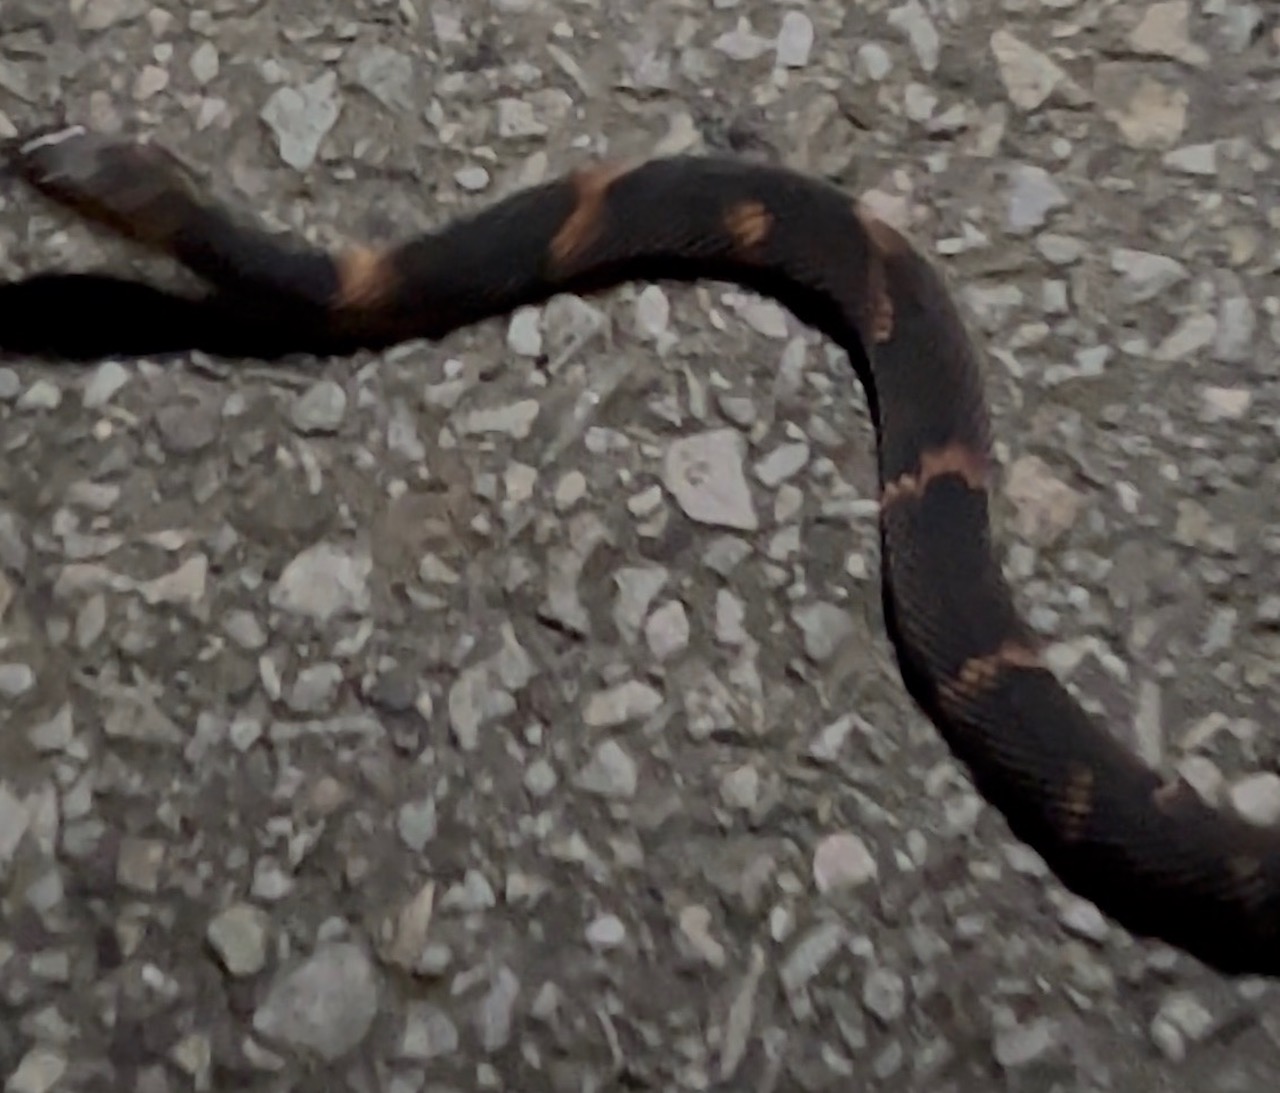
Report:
2,1,1280,1091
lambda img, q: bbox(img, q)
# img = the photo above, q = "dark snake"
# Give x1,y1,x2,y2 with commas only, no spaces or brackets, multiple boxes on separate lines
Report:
1,125,1277,979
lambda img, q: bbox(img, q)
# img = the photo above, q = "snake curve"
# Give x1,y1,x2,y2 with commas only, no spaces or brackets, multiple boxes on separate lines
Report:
2,125,1278,979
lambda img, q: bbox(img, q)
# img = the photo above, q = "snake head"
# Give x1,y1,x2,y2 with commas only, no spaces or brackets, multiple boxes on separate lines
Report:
5,124,201,247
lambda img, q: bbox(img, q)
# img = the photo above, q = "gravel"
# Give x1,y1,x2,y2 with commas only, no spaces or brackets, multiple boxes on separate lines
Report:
2,1,1280,1091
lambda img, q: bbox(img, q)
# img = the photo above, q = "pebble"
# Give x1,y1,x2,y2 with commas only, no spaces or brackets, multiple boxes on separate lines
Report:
496,97,548,138
524,759,558,797
713,18,774,62
888,0,940,72
1005,165,1069,232
454,164,489,191
634,285,671,341
586,913,627,949
189,40,219,84
990,30,1068,110
1129,0,1208,66
448,663,515,751
993,1016,1059,1069
1200,386,1252,422
398,1003,458,1061
720,765,760,810
351,44,413,111
0,784,29,865
862,967,907,1024
0,663,35,697
475,966,520,1051
780,922,847,993
775,10,814,68
791,601,855,663
1150,990,1214,1061
133,65,168,100
1097,67,1187,149
1003,455,1083,547
75,0,147,31
82,361,131,408
1154,313,1217,361
1214,282,1256,363
576,740,639,799
856,43,893,82
583,680,663,727
1057,896,1110,942
27,705,74,754
1163,142,1217,175
754,441,809,487
613,566,669,643
116,836,166,893
645,600,690,660
678,905,727,967
1110,248,1188,302
207,903,271,977
156,395,219,452
716,589,749,645
663,429,759,531
18,379,61,411
5,1047,67,1093
261,71,342,170
396,796,438,852
506,307,543,357
813,832,878,892
253,942,380,1061
290,380,347,433
270,542,372,622
1229,773,1280,826
456,399,540,439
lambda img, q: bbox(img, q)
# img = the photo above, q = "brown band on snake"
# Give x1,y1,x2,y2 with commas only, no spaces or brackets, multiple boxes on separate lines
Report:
1057,763,1096,844
724,199,773,254
6,129,1280,980
334,246,397,313
880,441,991,509
548,161,635,270
943,641,1044,699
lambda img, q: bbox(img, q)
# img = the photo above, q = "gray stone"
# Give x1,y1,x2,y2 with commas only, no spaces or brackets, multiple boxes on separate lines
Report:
270,542,372,622
290,380,347,434
475,966,520,1052
993,1017,1059,1069
862,967,907,1024
261,71,343,170
813,832,878,892
1006,164,1069,232
775,10,814,67
398,1003,458,1061
582,680,663,728
663,429,758,531
207,903,271,977
1110,247,1188,303
792,602,854,662
253,942,379,1061
576,740,638,799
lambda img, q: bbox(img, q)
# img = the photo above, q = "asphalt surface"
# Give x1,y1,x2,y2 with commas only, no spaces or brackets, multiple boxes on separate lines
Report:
1,2,1279,1091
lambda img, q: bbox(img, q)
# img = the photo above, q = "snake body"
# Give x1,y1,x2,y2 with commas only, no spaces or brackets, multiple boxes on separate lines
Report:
2,126,1278,977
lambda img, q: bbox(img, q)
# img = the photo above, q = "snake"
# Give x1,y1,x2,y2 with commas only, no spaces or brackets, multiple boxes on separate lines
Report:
1,125,1277,979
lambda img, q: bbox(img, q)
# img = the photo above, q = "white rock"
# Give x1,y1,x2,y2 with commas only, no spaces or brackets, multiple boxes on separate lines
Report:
663,429,758,531
1230,772,1280,826
990,30,1068,110
812,832,878,891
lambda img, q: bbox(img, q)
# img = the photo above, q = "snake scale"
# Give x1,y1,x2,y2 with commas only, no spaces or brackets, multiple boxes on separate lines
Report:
1,125,1277,978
